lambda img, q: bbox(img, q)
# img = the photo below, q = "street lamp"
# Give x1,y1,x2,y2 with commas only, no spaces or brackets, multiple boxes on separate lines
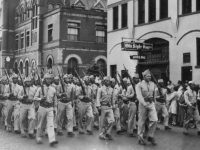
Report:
6,56,10,62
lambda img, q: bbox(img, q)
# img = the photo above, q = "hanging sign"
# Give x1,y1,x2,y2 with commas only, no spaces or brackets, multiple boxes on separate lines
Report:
121,41,153,51
130,55,146,60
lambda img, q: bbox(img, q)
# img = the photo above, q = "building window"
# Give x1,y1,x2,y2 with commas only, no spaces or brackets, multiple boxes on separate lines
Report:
110,65,117,78
21,12,24,22
32,5,38,29
113,6,118,30
15,35,18,50
149,0,156,22
197,0,200,11
96,25,107,43
68,58,78,76
121,3,127,28
160,0,168,19
48,24,53,42
21,33,24,49
196,38,200,66
19,61,23,74
25,61,29,77
55,4,61,9
67,22,80,41
48,4,54,11
26,31,30,47
182,0,191,14
47,58,53,69
15,14,19,24
23,12,26,21
27,9,30,18
97,59,107,75
183,53,190,63
138,0,145,24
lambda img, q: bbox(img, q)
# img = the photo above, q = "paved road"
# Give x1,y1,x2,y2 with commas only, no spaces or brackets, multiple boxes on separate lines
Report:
0,124,200,150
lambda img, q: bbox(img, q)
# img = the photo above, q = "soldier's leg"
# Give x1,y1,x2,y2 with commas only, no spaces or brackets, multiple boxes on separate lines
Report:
54,107,58,130
193,107,200,132
46,108,56,143
162,104,169,127
20,104,28,136
86,104,94,132
66,103,73,133
28,104,35,135
99,107,107,136
147,104,158,138
13,102,20,131
72,101,77,129
5,100,13,131
36,107,47,142
78,102,87,132
138,104,147,138
128,102,137,135
183,107,193,132
105,108,115,137
56,102,66,133
114,107,121,132
93,103,99,127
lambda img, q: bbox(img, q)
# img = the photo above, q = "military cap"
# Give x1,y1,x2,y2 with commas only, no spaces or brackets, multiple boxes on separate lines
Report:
83,76,90,81
68,74,73,78
158,79,164,83
44,73,51,79
142,69,151,77
189,81,194,84
12,74,18,79
110,78,115,82
133,73,139,78
63,74,68,79
122,77,128,82
89,75,94,79
103,76,111,81
24,77,32,82
54,76,59,80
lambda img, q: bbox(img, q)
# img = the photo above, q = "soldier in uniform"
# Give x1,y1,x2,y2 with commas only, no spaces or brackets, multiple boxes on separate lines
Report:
57,74,74,136
18,77,37,138
89,75,99,129
78,76,94,135
155,79,171,130
97,76,115,140
183,81,200,136
34,73,58,146
4,74,21,133
136,70,158,146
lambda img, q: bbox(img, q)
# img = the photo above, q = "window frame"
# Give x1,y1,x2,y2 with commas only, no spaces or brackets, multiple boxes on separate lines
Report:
113,6,119,30
182,0,191,14
96,25,107,43
26,31,30,47
48,24,53,42
121,3,128,28
138,0,145,24
67,22,80,41
196,38,200,66
149,0,156,22
160,0,168,19
183,53,190,63
15,34,19,50
20,33,24,49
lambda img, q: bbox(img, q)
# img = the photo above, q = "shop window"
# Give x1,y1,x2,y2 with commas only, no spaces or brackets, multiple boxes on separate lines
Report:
113,6,118,30
67,22,80,41
183,53,190,63
182,0,191,14
68,58,78,76
121,3,127,28
160,0,168,19
48,24,53,42
96,25,107,43
149,0,156,22
138,0,145,24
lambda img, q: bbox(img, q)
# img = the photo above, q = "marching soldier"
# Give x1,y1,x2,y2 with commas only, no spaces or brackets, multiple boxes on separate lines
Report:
18,77,37,138
136,69,158,146
4,74,21,133
97,76,115,140
57,74,74,136
155,79,171,130
183,81,200,136
78,76,94,135
34,73,58,146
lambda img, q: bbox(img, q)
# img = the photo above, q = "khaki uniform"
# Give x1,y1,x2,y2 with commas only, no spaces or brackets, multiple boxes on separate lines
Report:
0,84,8,125
121,88,129,130
18,86,37,135
155,87,169,127
56,83,74,133
71,83,77,128
34,85,57,143
136,80,158,138
183,88,200,131
97,85,115,136
78,85,94,132
126,85,137,134
4,83,21,131
91,83,99,127
51,83,59,129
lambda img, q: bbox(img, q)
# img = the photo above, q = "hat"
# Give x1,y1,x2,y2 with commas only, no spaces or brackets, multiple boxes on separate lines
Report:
122,78,128,82
133,73,139,78
110,78,115,82
54,76,59,80
158,79,164,83
12,74,18,79
1,76,7,81
142,69,151,77
68,74,73,79
84,76,90,81
127,79,131,84
89,75,94,79
63,74,68,79
24,77,31,82
103,76,111,81
44,73,51,79
189,81,194,84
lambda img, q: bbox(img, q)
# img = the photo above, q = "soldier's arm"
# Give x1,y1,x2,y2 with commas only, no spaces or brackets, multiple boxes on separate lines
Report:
184,91,191,106
33,87,42,101
97,88,102,102
17,88,24,100
3,85,10,97
126,86,134,98
136,83,146,106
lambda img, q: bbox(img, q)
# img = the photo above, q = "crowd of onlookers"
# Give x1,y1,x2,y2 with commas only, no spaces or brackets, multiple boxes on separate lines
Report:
158,80,200,128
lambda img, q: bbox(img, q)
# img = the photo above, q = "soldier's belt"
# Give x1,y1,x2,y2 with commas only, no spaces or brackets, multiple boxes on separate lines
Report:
0,97,6,101
156,98,165,103
80,97,92,103
40,102,54,108
144,97,154,103
60,99,71,103
22,101,33,105
101,101,111,107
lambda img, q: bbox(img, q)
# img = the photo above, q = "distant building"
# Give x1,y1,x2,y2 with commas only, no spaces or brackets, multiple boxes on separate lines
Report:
0,0,107,77
107,0,200,84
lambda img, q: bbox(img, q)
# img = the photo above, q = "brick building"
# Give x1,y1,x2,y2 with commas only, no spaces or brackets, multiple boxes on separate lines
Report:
0,0,107,77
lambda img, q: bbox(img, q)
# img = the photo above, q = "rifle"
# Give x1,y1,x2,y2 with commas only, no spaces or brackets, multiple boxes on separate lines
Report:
82,69,86,76
4,70,12,93
74,69,86,96
35,68,44,96
123,65,136,93
57,67,65,93
114,73,120,86
18,69,27,95
117,72,127,91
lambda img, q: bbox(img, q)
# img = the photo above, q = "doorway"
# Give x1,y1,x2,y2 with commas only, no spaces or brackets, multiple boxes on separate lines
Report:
182,66,192,82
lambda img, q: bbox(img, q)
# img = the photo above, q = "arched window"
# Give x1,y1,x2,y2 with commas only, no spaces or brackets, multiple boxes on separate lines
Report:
21,9,24,22
25,61,29,77
14,62,18,74
47,58,53,69
97,59,107,75
48,3,54,11
55,4,61,9
19,61,23,74
68,58,78,76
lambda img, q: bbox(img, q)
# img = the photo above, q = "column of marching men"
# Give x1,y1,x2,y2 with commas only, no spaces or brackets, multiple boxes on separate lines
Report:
1,69,200,147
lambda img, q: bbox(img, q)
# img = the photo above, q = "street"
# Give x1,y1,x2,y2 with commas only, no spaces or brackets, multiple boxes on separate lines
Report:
0,123,200,150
